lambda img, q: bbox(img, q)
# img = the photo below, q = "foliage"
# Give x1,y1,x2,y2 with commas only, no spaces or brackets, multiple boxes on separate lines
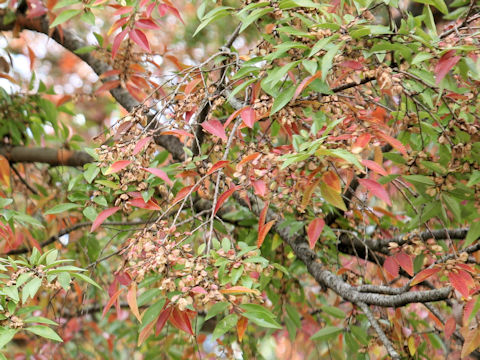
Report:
0,0,479,358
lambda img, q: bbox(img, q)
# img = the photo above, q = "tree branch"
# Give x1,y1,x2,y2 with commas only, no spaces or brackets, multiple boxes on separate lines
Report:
0,145,93,166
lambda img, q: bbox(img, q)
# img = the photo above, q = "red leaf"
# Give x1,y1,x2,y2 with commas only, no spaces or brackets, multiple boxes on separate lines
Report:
113,6,133,16
237,316,248,342
129,198,161,211
185,78,202,95
293,71,321,101
190,286,207,294
214,186,241,215
102,288,124,319
258,201,269,231
138,318,155,345
158,1,184,24
95,80,121,94
133,136,152,155
307,218,325,249
257,220,275,248
252,179,266,197
155,307,172,336
375,130,407,156
444,316,456,339
358,178,392,206
100,69,121,79
115,272,131,286
339,60,364,70
127,284,142,322
361,159,388,176
384,256,399,277
105,160,131,175
201,119,227,141
172,185,195,204
241,107,256,128
394,252,413,276
112,29,128,58
129,28,150,52
435,50,460,85
142,167,173,186
91,207,121,232
352,133,372,153
410,267,441,286
108,17,128,36
136,18,160,30
224,108,243,129
449,271,470,298
207,160,230,175
169,307,193,335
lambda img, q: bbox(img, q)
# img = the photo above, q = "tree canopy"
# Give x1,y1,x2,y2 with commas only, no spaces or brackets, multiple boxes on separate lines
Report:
0,0,480,358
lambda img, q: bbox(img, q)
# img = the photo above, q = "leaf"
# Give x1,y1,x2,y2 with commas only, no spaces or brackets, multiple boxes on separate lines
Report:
129,29,150,52
129,198,161,211
169,307,193,335
142,167,173,186
26,326,63,342
238,152,261,166
293,71,322,101
44,203,80,215
95,80,121,94
461,327,480,359
172,185,195,204
241,310,282,329
160,129,194,138
90,207,121,232
215,186,240,215
322,170,341,193
449,270,474,298
201,119,227,141
127,284,142,323
205,302,229,321
220,286,260,295
361,159,388,176
320,182,347,211
464,221,480,248
307,218,325,249
395,252,413,276
258,220,275,248
444,316,456,339
50,9,81,28
155,306,172,336
435,50,461,85
105,160,131,175
252,179,266,197
321,41,344,81
141,299,166,326
138,318,156,346
270,86,295,115
136,18,160,30
207,160,230,175
0,155,10,189
358,178,392,206
224,107,244,129
0,328,18,349
112,29,128,58
241,107,256,128
133,136,152,155
212,314,238,340
410,267,441,286
237,316,248,342
384,256,399,277
352,133,372,153
311,326,342,341
102,288,124,319
375,131,407,156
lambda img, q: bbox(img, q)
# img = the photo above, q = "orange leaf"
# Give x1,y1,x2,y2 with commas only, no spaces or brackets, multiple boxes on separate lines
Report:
238,152,260,166
129,198,161,211
293,71,321,101
207,160,230,175
27,46,35,71
99,69,121,79
160,129,194,138
127,284,142,322
133,136,152,155
361,159,388,176
220,286,260,295
375,130,407,156
322,170,341,193
224,107,244,129
91,207,121,232
307,218,325,249
301,178,321,209
237,316,248,342
410,267,441,286
105,160,131,175
352,133,372,154
358,178,392,206
258,201,269,231
95,80,121,94
138,317,156,346
102,288,124,319
252,179,266,197
461,327,480,359
257,220,275,248
214,186,240,215
0,155,11,188
172,185,195,204
185,78,202,95
444,316,456,339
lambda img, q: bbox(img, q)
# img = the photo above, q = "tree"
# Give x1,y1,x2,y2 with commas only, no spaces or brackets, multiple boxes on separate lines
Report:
0,0,479,358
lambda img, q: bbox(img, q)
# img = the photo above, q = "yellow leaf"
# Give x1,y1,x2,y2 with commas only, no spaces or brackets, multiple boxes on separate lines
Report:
408,336,416,356
220,286,260,295
0,155,10,189
461,326,480,359
320,182,347,211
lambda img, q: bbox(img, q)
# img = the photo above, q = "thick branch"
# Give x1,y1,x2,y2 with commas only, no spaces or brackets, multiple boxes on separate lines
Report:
0,146,93,166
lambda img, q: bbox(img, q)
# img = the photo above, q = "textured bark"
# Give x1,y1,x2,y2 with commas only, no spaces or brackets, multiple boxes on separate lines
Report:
0,146,93,166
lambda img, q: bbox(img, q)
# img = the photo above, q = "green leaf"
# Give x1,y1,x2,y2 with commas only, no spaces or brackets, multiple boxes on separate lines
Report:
321,41,344,81
141,299,166,329
311,326,342,341
270,86,296,115
84,164,100,183
240,304,282,329
0,328,18,349
24,316,58,326
322,305,345,319
205,302,229,321
442,194,461,221
26,325,63,342
212,314,238,340
50,9,82,28
44,203,80,215
0,198,12,208
71,272,102,290
22,277,42,303
239,7,274,33
464,221,480,248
